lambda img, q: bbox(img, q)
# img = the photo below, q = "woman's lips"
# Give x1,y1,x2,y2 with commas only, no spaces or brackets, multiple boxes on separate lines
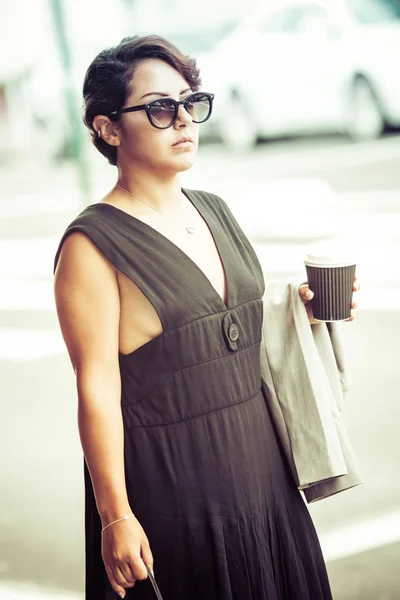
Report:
173,137,194,147
173,140,194,148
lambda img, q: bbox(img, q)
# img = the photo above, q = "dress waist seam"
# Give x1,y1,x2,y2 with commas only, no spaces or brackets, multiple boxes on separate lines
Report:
124,385,263,430
122,337,262,408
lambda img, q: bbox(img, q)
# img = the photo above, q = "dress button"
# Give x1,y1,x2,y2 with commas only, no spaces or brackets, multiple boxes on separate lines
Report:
222,312,239,351
228,324,239,342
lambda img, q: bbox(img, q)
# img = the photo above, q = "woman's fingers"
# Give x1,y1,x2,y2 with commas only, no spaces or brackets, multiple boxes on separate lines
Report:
298,284,318,323
140,537,155,576
107,556,146,598
299,284,314,303
351,275,359,313
114,562,136,587
105,563,128,598
344,309,356,322
353,274,360,292
128,556,149,581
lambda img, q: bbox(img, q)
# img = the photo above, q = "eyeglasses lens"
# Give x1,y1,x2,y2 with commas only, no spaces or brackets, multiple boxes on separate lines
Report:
185,94,211,123
149,99,176,128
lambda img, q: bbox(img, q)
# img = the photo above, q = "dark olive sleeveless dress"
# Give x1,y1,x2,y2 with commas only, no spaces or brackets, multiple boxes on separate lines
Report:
53,188,333,600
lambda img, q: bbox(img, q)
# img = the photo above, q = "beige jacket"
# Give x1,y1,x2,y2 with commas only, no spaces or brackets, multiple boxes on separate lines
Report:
260,279,363,504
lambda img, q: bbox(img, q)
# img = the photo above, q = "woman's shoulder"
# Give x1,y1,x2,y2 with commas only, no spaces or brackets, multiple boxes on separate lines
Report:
183,186,224,202
183,187,231,214
59,202,107,231
183,186,241,226
53,203,113,276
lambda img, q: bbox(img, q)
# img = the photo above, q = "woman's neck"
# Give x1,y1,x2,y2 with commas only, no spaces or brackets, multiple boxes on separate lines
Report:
115,168,184,211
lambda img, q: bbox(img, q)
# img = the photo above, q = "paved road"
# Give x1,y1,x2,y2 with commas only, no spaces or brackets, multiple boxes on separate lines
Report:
1,135,399,598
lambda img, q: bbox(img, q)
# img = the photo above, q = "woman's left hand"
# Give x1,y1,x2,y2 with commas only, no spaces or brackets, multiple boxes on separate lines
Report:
299,275,360,325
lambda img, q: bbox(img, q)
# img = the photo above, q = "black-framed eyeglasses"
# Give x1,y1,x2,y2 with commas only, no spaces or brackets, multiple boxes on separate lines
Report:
109,91,214,129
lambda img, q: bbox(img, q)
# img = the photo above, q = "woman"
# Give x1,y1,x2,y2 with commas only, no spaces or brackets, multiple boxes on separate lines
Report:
53,34,358,600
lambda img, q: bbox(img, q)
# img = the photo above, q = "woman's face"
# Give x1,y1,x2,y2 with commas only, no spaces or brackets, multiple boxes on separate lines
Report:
116,58,199,174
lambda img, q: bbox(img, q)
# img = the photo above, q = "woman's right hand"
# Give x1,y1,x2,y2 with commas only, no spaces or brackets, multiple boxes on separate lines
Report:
101,515,154,598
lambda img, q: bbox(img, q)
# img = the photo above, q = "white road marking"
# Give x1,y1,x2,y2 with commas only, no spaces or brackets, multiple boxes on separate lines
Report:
320,510,400,562
0,279,55,310
0,583,81,599
195,134,400,178
0,192,82,218
0,235,59,278
0,328,65,361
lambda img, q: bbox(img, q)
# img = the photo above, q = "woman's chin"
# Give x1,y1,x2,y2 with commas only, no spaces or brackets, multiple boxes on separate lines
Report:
171,154,197,173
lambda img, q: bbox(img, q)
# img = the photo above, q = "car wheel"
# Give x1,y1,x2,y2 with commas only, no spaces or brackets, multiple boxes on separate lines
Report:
346,77,385,142
219,92,258,152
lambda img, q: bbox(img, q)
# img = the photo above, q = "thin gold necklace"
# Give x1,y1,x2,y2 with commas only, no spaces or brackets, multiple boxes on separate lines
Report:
115,183,197,234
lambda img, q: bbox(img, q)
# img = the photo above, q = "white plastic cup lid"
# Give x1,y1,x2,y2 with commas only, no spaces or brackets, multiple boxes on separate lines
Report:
304,245,356,268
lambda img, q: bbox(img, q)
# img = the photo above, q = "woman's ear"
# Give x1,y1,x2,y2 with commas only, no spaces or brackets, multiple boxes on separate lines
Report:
93,115,121,146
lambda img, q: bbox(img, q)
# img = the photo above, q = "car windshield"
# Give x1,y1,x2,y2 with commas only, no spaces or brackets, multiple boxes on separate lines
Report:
164,22,237,55
347,0,400,24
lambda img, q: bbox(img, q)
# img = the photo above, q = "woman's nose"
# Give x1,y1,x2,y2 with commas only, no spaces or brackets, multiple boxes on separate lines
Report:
176,104,192,126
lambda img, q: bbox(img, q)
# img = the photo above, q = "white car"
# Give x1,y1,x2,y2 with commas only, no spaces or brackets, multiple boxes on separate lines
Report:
159,24,237,142
206,0,400,150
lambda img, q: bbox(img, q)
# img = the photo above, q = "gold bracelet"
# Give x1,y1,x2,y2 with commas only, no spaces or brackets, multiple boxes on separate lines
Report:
101,513,134,534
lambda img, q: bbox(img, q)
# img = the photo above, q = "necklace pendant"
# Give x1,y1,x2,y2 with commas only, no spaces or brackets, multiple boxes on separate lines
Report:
186,226,196,234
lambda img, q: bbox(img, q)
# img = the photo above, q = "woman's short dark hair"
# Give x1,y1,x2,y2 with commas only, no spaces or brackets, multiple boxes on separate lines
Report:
82,34,201,166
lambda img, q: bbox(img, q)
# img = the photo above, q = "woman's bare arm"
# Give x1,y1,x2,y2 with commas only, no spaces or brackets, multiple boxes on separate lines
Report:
54,231,130,523
54,232,152,596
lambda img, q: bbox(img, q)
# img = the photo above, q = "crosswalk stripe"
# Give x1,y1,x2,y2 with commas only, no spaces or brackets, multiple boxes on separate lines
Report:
320,510,400,562
0,584,80,599
0,328,64,361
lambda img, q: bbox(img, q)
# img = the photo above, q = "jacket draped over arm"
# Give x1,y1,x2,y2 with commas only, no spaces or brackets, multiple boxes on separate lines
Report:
260,279,363,504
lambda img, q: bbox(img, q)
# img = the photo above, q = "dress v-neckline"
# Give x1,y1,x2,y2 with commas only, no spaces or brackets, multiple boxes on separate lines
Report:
91,188,230,312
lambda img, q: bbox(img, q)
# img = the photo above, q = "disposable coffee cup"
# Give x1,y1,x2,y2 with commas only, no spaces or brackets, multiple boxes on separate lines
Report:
304,249,356,321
